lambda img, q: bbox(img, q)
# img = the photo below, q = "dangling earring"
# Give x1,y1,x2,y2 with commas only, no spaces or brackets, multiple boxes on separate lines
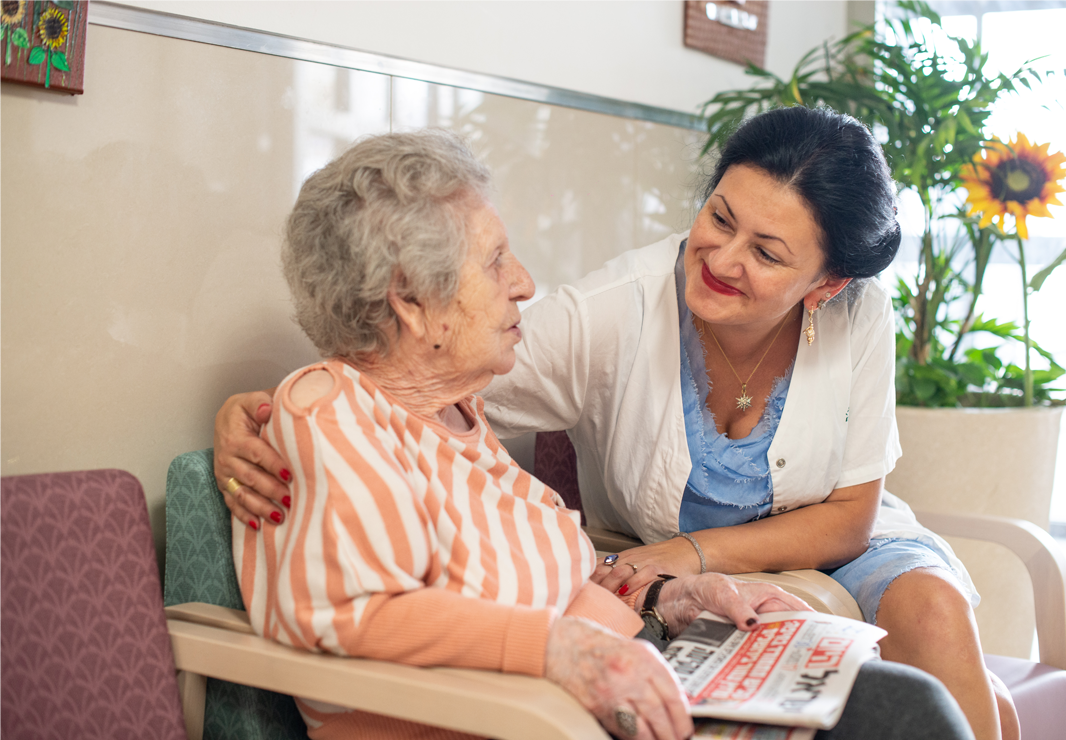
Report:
805,294,829,346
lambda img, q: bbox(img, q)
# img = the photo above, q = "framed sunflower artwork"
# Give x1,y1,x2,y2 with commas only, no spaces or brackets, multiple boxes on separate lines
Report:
1,0,88,94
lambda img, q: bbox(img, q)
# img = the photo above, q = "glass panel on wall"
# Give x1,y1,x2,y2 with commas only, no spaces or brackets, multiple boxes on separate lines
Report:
292,64,391,196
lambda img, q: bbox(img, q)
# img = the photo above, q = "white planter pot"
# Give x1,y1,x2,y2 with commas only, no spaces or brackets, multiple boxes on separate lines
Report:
885,405,1063,659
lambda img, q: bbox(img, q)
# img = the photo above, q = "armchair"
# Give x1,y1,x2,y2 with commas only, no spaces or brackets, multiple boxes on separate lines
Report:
1,470,187,739
164,448,609,740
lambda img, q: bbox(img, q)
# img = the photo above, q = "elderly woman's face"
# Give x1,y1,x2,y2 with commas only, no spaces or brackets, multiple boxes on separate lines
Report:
684,164,834,331
433,199,534,383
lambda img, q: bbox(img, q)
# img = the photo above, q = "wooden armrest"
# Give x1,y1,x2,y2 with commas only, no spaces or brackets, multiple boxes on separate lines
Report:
914,511,1066,669
166,603,608,740
165,602,254,634
584,528,863,622
584,526,642,552
732,570,865,622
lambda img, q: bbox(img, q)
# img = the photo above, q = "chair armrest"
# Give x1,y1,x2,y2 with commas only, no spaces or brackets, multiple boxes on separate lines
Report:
732,570,865,622
583,528,863,621
583,526,642,552
914,510,1066,670
166,602,254,633
166,603,609,740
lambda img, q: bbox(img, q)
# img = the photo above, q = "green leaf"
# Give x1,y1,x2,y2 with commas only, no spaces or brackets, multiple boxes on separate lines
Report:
28,46,45,65
53,0,75,8
956,362,989,388
912,377,939,402
12,28,29,48
51,50,69,72
1032,367,1066,384
1029,245,1066,291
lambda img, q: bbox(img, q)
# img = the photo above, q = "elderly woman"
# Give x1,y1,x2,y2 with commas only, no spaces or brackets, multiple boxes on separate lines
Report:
219,128,977,740
234,129,813,740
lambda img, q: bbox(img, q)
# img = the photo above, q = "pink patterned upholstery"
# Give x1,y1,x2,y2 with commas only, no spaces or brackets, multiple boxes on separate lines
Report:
1,470,186,739
533,431,584,523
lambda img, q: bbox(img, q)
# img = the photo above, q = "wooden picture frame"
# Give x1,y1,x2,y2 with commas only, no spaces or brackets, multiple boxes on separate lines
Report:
684,1,769,68
1,0,88,94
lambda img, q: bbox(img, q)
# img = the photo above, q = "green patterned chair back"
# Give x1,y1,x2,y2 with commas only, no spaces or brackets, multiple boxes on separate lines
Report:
164,449,308,740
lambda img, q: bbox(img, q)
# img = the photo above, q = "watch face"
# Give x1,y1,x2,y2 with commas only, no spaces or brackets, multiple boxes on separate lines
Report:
640,612,670,643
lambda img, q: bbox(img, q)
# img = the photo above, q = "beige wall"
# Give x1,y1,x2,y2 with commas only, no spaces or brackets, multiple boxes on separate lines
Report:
1,23,702,563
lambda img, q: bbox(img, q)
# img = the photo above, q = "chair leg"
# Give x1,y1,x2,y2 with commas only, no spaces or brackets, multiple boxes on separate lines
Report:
176,670,207,740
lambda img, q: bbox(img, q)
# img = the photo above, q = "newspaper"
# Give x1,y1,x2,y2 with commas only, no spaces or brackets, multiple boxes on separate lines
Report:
694,720,815,740
664,611,886,731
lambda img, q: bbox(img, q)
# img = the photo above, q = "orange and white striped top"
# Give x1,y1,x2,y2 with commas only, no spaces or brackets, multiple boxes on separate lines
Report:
233,360,643,740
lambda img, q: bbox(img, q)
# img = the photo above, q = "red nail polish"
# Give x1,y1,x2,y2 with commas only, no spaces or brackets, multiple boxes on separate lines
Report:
257,403,271,414
618,584,629,596
280,468,292,482
745,617,757,627
248,520,259,531
282,495,291,508
270,511,282,524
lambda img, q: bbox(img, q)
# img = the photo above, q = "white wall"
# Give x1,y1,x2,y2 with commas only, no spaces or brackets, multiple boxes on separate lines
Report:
117,0,857,114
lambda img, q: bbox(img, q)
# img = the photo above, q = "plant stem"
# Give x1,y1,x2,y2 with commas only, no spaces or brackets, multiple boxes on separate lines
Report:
910,202,936,365
949,224,992,361
1019,237,1033,406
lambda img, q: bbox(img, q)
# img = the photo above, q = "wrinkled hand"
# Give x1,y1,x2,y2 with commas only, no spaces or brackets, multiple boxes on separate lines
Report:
591,538,702,597
213,390,290,529
656,574,812,637
545,616,693,740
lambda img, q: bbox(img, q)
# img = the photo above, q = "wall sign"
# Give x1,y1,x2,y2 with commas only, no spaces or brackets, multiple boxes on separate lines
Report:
684,0,769,68
1,0,88,94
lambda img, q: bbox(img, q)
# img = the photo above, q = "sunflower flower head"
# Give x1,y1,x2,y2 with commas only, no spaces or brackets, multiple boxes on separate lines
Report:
1,0,25,25
960,134,1066,240
38,6,67,51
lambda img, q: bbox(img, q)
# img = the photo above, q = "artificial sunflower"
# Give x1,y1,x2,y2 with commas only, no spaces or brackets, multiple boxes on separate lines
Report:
37,6,67,51
961,134,1066,240
1,0,26,26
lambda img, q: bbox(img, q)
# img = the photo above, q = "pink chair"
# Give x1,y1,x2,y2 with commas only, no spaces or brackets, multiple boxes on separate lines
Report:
1,469,187,739
534,430,1066,740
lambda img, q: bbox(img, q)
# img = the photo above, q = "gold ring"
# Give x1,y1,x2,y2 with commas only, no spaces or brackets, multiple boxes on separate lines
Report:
629,563,639,574
225,477,243,495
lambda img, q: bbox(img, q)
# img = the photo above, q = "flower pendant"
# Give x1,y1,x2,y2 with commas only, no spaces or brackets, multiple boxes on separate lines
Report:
736,385,753,410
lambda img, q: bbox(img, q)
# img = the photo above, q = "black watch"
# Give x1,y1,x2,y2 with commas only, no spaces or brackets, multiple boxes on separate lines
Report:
639,575,676,641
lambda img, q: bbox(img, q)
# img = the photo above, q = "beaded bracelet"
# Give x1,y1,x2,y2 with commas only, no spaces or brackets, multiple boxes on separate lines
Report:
672,531,707,574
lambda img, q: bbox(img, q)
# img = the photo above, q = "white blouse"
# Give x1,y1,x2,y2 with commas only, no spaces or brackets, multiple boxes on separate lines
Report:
482,233,975,603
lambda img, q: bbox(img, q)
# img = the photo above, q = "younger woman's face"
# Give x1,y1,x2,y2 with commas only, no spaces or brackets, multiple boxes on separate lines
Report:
684,164,846,332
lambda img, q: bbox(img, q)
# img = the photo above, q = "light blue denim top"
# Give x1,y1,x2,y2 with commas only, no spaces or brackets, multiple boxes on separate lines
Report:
675,241,793,531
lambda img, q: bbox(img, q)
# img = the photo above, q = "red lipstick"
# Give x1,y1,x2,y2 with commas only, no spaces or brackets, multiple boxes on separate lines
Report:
702,263,743,297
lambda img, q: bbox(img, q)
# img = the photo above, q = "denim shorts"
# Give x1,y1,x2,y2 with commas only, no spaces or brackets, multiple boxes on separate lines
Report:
821,537,968,625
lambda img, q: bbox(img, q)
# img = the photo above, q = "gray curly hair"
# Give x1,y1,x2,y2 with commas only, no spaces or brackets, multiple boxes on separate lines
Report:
283,129,492,359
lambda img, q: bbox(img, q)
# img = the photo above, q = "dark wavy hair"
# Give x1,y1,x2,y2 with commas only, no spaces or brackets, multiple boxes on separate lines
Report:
702,106,900,279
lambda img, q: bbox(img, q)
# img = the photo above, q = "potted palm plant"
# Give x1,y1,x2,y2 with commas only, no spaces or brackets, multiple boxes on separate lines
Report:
700,0,1063,407
697,0,1065,658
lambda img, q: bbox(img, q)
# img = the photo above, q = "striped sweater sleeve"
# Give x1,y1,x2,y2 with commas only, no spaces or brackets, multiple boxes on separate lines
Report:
236,369,557,677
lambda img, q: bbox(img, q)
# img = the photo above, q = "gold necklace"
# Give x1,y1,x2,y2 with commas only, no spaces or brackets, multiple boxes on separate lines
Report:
697,308,795,411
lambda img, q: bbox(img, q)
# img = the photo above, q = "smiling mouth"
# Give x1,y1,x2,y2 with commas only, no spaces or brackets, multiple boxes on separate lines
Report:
702,263,743,296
